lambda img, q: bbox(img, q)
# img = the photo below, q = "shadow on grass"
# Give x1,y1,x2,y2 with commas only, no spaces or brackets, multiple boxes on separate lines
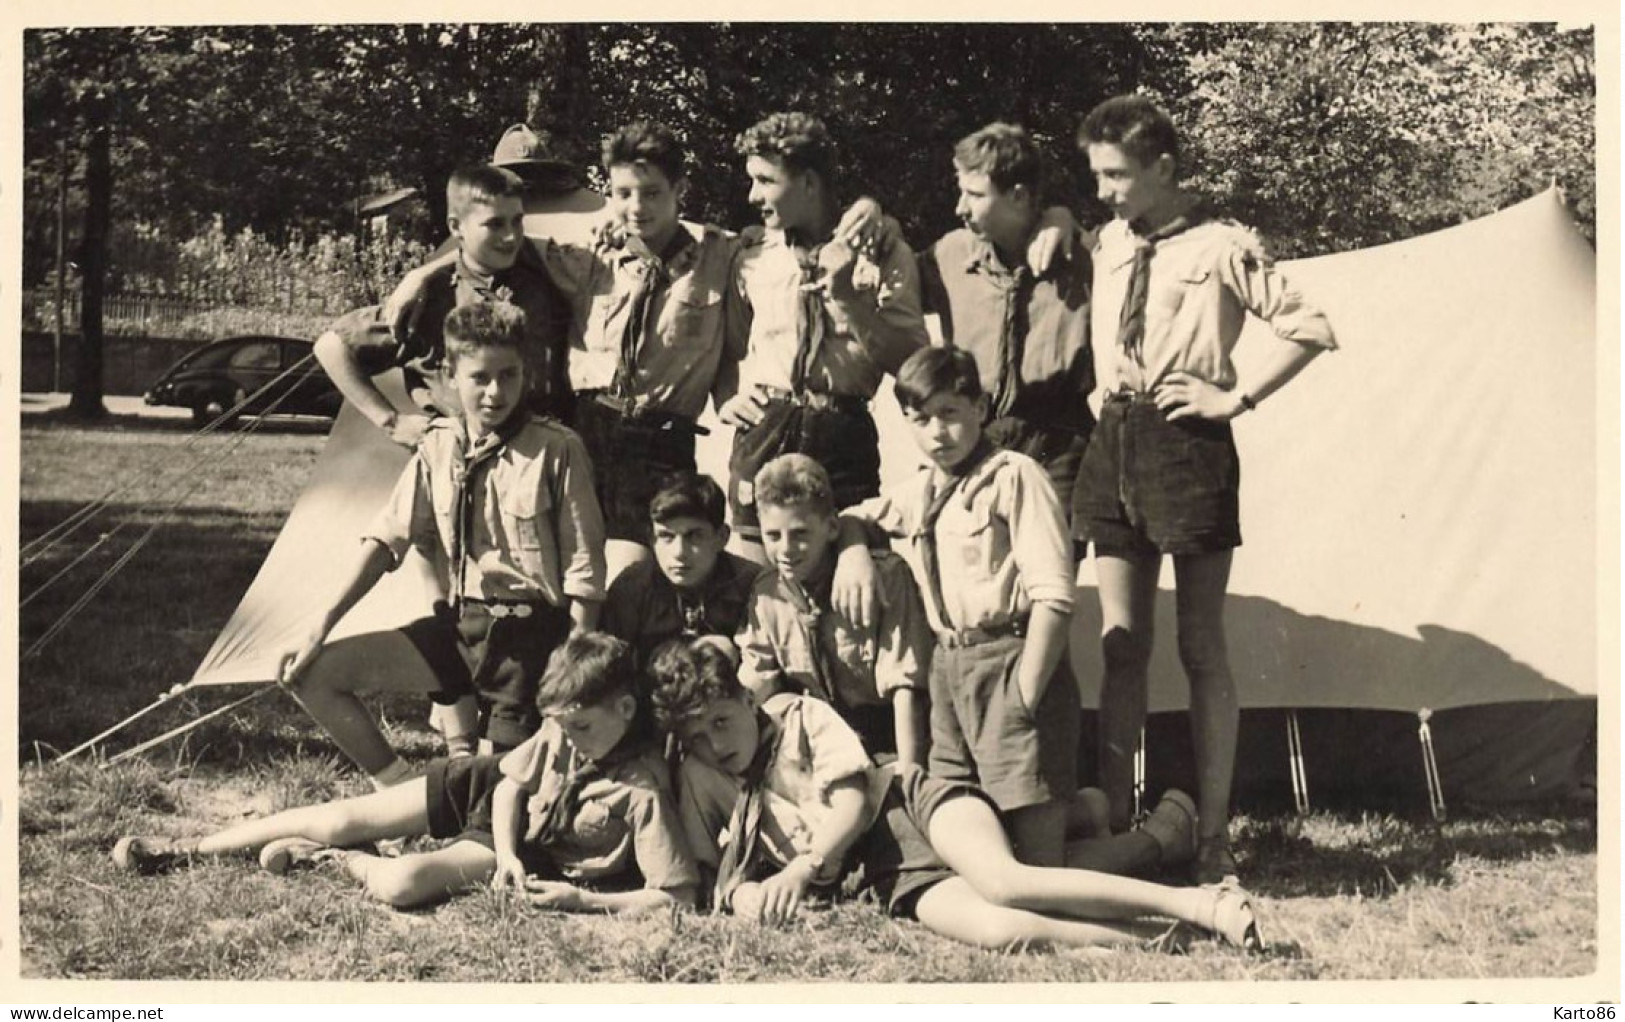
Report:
1234,802,1597,901
22,407,334,435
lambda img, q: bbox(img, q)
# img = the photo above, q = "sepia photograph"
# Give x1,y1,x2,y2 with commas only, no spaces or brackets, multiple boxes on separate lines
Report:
6,4,1615,1001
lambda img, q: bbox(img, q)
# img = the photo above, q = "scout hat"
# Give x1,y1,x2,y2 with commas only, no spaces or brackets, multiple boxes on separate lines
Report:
492,123,577,173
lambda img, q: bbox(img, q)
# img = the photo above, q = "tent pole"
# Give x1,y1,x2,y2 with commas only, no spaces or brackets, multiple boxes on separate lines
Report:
1132,725,1147,823
104,685,276,768
56,686,185,764
1287,709,1311,814
1418,708,1447,821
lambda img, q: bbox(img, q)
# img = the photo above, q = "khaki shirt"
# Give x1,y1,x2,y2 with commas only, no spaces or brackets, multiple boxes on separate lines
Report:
738,551,931,710
920,227,1094,429
1093,217,1337,394
849,449,1074,634
539,222,746,420
364,415,606,606
732,226,929,398
676,694,891,874
499,720,698,891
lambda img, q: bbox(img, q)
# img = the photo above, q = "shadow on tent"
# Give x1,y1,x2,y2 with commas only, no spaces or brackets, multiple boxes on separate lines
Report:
1070,592,1596,815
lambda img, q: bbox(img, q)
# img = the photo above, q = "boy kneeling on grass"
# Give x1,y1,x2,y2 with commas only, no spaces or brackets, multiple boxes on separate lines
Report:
648,637,1261,951
112,633,697,914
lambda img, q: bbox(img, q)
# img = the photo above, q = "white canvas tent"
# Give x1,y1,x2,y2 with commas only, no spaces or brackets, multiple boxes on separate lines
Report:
188,188,1598,804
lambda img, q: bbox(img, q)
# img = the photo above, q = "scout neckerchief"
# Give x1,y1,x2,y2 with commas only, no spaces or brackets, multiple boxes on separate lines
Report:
1116,201,1209,371
917,437,997,632
446,410,529,611
782,555,847,710
711,709,793,911
972,237,1038,421
786,229,830,394
611,229,697,402
525,712,656,847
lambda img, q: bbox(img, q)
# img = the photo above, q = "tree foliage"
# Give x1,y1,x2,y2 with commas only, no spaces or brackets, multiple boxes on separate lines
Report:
23,22,1597,412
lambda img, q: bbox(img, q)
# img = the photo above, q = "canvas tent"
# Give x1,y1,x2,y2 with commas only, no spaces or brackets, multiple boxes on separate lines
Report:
188,188,1599,806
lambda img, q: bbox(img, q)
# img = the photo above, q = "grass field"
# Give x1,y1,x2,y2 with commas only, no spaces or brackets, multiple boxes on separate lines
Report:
14,414,1605,990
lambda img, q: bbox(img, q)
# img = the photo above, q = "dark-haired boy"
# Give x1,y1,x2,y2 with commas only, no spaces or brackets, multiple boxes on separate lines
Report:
600,471,763,667
315,164,574,449
741,454,931,768
113,633,696,916
839,346,1079,867
277,301,605,789
919,122,1095,514
720,112,930,561
1074,96,1334,887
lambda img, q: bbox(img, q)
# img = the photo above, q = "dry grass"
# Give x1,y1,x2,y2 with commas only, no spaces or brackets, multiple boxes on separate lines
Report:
15,417,1604,989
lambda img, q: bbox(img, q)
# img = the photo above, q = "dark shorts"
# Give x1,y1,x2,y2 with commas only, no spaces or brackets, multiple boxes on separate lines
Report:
1071,393,1241,557
984,413,1093,521
400,599,573,749
574,396,700,544
927,633,1080,811
852,765,998,918
424,754,543,864
727,397,880,538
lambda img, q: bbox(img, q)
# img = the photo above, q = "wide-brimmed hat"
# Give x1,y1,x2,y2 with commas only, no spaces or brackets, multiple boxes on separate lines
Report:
491,123,577,172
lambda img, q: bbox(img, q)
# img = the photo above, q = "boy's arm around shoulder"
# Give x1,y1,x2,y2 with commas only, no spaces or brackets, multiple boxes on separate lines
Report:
871,555,933,770
312,307,433,447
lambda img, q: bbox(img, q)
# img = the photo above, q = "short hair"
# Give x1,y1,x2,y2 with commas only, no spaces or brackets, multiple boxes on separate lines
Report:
648,472,727,530
753,454,835,517
446,163,525,220
735,112,837,183
1077,95,1181,171
602,120,687,184
893,346,984,413
535,632,640,714
647,637,746,731
443,300,527,367
954,122,1042,196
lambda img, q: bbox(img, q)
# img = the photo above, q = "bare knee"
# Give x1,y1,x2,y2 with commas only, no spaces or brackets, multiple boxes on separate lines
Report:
1101,625,1153,679
360,860,437,909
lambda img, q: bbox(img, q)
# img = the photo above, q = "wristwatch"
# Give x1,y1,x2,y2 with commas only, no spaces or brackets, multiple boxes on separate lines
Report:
1236,392,1258,414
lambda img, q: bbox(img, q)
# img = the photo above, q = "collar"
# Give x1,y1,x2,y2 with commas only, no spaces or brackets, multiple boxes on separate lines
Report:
456,407,531,458
606,222,700,275
963,228,1037,281
783,551,836,615
1127,196,1209,243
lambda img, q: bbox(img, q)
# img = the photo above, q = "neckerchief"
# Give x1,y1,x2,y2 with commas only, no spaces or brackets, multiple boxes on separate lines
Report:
786,231,829,393
1116,202,1209,369
917,438,997,631
526,712,657,847
994,263,1036,420
784,555,843,708
447,410,530,609
612,229,696,401
711,709,786,911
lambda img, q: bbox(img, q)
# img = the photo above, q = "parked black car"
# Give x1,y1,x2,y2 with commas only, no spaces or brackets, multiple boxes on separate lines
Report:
145,335,342,426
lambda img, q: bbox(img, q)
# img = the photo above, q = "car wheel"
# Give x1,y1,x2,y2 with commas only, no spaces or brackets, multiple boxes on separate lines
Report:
194,388,246,427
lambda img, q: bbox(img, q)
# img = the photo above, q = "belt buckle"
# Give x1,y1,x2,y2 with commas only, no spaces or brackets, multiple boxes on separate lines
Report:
487,603,533,619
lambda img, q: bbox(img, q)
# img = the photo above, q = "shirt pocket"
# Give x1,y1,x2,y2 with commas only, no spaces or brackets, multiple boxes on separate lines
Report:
498,482,553,581
935,511,1007,586
665,280,722,349
586,290,633,355
1151,265,1209,323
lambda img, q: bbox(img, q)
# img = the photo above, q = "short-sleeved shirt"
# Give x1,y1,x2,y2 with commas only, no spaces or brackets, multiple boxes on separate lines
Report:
737,552,931,711
919,228,1095,430
327,246,573,417
676,693,892,874
1092,216,1337,395
731,227,929,398
538,222,746,420
498,719,698,892
364,413,606,606
849,449,1074,634
600,550,763,666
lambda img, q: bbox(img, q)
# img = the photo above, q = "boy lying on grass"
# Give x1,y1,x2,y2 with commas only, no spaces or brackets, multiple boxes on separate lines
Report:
648,637,1262,951
111,634,696,914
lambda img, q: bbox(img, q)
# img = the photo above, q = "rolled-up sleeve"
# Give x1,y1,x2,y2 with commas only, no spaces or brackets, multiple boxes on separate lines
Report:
1004,460,1075,610
1221,237,1337,351
361,455,436,568
862,242,930,375
736,593,788,702
550,430,607,603
872,559,932,698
